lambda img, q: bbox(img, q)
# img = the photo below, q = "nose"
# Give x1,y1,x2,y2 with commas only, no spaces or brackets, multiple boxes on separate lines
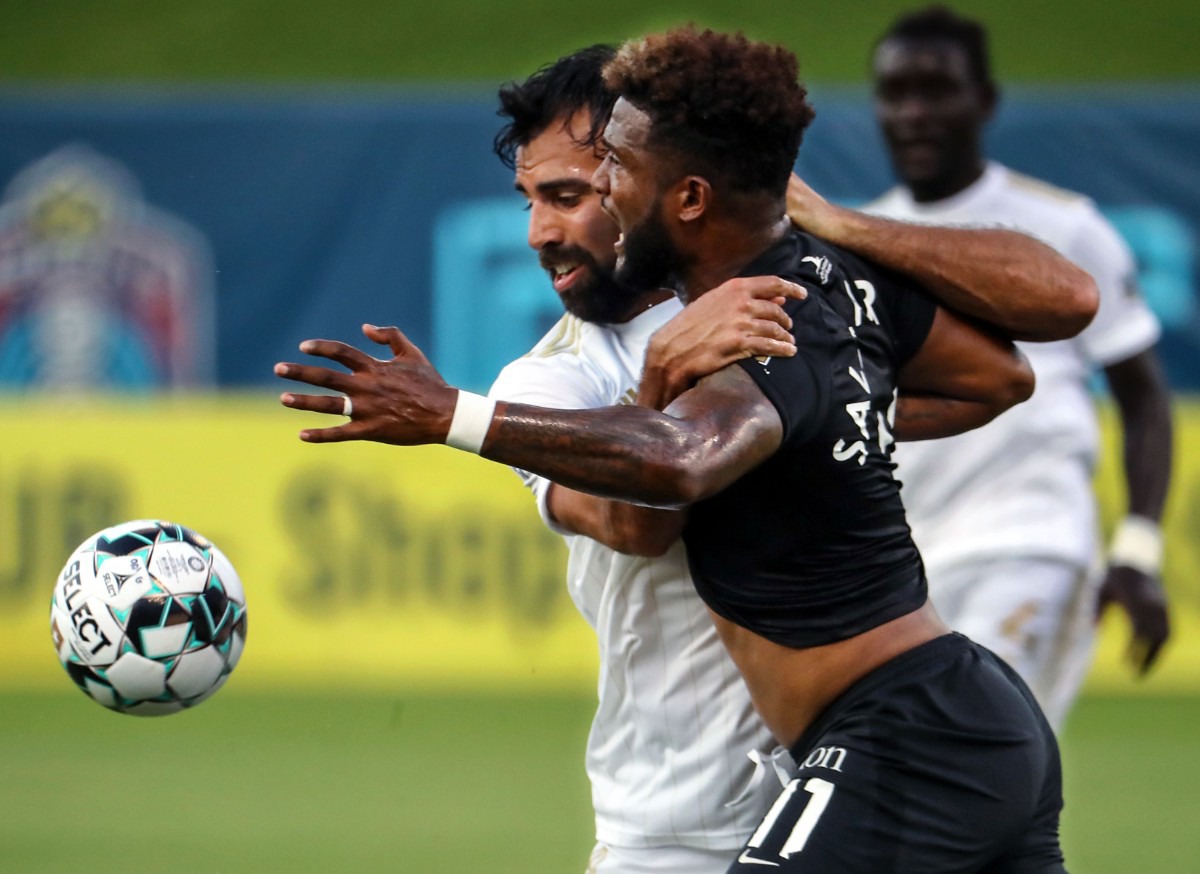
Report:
526,202,563,251
591,156,611,197
885,90,932,126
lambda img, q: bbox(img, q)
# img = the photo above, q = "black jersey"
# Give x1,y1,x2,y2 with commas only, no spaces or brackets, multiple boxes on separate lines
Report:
682,229,937,648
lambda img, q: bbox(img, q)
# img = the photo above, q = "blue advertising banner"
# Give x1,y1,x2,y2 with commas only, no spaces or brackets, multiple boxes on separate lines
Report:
0,84,1196,392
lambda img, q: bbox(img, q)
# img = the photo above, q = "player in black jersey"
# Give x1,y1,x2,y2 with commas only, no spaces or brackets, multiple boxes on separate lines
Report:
278,27,1096,872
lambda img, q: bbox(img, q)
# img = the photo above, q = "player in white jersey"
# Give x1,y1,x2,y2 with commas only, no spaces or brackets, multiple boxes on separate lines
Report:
477,45,1097,872
490,305,795,868
864,6,1174,729
487,47,800,873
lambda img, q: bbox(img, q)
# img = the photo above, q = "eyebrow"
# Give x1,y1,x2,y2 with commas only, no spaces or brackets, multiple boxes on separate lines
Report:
514,177,595,196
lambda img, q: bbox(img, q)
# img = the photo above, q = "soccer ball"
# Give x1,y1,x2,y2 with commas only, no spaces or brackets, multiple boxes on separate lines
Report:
49,519,247,716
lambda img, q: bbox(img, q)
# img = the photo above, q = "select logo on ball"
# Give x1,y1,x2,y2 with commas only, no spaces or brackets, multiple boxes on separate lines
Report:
49,519,247,716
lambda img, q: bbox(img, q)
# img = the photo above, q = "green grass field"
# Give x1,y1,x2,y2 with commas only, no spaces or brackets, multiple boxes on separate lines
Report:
2,689,1197,872
3,0,1199,84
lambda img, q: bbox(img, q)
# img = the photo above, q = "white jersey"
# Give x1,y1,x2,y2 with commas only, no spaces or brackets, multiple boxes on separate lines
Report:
489,300,782,851
868,162,1161,572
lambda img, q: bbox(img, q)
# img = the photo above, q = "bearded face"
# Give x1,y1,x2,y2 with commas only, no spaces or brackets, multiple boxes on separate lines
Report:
538,242,647,324
612,202,686,294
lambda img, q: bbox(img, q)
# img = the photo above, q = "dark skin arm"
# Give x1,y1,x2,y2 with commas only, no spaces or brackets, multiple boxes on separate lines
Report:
645,302,1035,442
786,173,1099,341
1098,347,1174,674
543,275,806,556
276,325,782,510
548,297,1035,554
893,307,1035,441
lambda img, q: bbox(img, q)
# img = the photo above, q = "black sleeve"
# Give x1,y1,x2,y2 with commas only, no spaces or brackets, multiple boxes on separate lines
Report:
735,295,832,447
871,265,938,367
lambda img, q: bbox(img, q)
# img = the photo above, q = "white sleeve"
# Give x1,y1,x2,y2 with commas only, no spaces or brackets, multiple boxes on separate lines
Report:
488,353,610,536
1066,203,1162,367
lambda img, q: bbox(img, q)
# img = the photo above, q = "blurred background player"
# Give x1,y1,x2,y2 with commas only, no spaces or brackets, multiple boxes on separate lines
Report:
867,4,1175,730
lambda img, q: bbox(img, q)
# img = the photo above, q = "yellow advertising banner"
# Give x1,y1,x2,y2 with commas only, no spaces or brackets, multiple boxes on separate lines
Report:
0,394,595,695
1,394,1197,697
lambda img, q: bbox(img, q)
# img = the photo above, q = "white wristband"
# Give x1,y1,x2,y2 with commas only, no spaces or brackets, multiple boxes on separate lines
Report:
1108,515,1164,576
445,390,496,454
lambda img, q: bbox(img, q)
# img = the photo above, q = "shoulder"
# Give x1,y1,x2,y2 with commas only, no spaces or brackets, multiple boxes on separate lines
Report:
522,313,588,359
1001,167,1090,209
489,315,618,405
994,166,1110,233
862,185,908,216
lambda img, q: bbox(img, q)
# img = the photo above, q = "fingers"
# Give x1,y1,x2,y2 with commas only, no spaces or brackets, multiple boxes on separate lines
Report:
1131,607,1170,675
279,390,350,417
362,323,435,367
296,338,376,371
731,276,807,303
1134,636,1166,675
746,297,794,330
274,362,348,391
741,335,798,359
363,323,409,356
297,422,367,443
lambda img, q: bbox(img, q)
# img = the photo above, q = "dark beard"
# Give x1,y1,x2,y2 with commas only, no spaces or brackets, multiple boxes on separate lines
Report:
614,208,685,293
541,245,645,325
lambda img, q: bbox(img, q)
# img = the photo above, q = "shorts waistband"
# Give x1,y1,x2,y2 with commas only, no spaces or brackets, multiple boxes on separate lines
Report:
789,632,971,761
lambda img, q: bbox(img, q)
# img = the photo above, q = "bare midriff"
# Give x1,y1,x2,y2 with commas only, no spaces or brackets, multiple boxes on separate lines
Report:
709,598,951,750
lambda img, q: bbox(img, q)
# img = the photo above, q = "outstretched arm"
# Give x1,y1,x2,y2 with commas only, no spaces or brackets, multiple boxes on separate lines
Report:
786,174,1098,341
276,324,782,510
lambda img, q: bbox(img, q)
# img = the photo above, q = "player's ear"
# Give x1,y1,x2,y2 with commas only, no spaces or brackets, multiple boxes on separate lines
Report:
675,176,712,224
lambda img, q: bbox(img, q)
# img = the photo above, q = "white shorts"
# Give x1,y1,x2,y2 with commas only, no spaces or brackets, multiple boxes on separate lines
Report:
586,842,737,874
926,556,1098,732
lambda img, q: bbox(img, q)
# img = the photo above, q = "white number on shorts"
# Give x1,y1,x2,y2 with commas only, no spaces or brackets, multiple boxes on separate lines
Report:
742,777,836,864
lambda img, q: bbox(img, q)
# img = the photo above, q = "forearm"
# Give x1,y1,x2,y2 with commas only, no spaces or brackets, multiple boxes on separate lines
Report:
483,402,706,508
789,196,1098,341
893,394,1014,441
1118,391,1173,521
481,367,779,508
1107,352,1174,520
547,484,686,556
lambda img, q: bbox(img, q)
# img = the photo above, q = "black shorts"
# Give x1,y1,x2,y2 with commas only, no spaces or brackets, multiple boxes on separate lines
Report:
728,633,1066,873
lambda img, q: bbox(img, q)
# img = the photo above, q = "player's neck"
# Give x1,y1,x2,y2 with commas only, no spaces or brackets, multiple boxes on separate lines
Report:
678,215,791,304
615,288,676,322
908,158,987,204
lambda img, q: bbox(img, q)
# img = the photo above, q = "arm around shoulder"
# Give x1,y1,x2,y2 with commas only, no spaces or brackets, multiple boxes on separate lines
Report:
786,173,1099,342
894,306,1035,441
545,484,685,557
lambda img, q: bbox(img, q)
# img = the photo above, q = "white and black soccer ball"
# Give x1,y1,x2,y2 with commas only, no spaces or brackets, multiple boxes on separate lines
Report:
49,519,248,716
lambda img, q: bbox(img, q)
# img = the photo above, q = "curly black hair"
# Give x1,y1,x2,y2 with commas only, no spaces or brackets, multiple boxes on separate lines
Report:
875,5,993,86
603,26,815,195
493,44,617,170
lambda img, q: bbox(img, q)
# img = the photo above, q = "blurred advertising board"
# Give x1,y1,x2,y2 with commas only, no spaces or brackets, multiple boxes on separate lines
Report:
0,395,1197,695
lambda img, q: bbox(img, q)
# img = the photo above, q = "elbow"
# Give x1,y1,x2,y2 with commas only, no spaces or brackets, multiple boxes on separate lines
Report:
993,354,1036,414
656,458,716,508
1058,271,1100,338
606,522,680,558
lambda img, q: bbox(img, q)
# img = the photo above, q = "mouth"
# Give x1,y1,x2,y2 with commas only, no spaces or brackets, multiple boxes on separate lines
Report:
893,134,942,163
549,262,584,293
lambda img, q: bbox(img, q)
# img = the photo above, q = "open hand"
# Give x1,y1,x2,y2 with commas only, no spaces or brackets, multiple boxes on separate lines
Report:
275,324,457,445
